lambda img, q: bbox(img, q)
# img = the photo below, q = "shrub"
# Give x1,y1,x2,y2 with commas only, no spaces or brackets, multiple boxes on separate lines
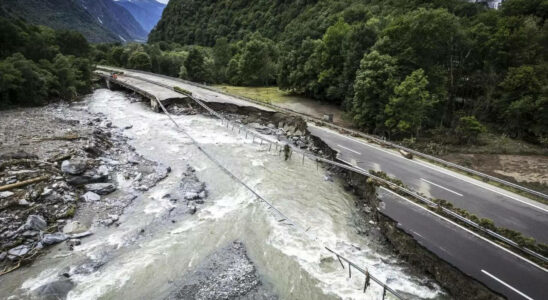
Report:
455,116,486,144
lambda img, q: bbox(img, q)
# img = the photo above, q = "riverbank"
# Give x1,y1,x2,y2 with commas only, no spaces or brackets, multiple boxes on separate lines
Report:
0,99,173,296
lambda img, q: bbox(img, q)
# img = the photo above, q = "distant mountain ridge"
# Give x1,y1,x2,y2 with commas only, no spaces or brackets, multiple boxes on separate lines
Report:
115,0,166,33
79,0,147,42
0,0,152,43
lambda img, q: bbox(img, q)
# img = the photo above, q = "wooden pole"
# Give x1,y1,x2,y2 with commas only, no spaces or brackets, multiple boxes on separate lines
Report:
0,176,49,191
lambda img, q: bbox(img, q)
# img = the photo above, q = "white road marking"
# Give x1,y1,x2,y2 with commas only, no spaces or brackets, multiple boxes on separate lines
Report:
481,270,534,300
379,187,547,272
411,231,424,238
336,144,361,155
311,125,548,213
421,178,463,197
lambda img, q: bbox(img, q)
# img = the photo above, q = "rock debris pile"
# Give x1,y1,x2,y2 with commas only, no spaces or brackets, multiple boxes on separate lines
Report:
0,103,170,272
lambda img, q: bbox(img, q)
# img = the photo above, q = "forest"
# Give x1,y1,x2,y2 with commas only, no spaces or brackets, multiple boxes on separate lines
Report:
0,17,94,108
3,0,546,146
103,0,547,145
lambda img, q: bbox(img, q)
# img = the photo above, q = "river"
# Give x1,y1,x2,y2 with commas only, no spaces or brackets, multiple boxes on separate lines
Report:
1,89,446,299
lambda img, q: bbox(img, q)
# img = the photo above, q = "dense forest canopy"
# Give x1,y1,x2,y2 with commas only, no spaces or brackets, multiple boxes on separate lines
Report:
0,18,94,108
96,0,547,144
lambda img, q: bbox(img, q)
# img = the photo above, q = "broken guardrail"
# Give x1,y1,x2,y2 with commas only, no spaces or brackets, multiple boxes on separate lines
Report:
149,87,407,300
97,66,548,201
97,70,548,266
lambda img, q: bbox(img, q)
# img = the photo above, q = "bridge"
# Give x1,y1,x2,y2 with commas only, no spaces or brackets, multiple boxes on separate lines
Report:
95,66,548,300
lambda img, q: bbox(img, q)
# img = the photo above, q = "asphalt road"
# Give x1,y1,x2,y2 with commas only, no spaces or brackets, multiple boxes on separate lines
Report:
379,187,547,300
309,125,548,243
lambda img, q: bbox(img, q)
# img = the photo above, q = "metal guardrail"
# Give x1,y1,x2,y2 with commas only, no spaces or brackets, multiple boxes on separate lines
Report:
97,66,548,201
97,71,548,266
325,247,405,299
127,80,406,300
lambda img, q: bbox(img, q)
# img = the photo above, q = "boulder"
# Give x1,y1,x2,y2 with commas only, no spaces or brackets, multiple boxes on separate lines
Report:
42,233,68,246
84,183,116,195
22,215,47,231
0,191,14,199
33,278,74,300
66,169,108,185
8,245,30,257
62,221,88,235
61,159,87,175
81,191,101,202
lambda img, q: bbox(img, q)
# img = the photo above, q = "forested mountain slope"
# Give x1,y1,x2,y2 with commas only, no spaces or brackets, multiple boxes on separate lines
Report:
0,0,147,42
116,0,166,33
144,0,547,143
0,0,118,43
79,0,147,42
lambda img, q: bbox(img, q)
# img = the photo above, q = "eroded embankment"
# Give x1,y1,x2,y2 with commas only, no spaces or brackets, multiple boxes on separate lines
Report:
310,135,503,300
188,97,503,299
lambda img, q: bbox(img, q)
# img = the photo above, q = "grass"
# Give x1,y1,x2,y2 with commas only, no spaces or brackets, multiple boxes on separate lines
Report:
214,85,307,104
452,132,548,155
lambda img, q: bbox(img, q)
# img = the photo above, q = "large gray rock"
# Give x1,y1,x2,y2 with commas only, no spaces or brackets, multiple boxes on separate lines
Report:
62,221,88,234
0,191,14,199
22,215,47,231
180,166,206,199
33,278,74,300
61,159,87,175
66,169,108,185
42,233,68,246
81,191,101,202
84,183,116,195
8,245,30,257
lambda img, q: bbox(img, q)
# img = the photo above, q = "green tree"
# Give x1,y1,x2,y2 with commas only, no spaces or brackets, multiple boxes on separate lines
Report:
385,69,436,138
213,37,231,82
499,65,548,139
109,46,126,66
55,30,90,57
341,23,377,108
184,48,208,82
238,34,277,86
226,57,241,85
1,53,51,106
0,58,24,107
317,18,351,102
47,54,79,99
455,116,486,144
351,51,398,132
128,51,152,71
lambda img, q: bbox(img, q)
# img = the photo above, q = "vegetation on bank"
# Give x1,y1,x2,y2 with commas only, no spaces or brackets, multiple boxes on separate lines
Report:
139,0,548,146
0,18,94,108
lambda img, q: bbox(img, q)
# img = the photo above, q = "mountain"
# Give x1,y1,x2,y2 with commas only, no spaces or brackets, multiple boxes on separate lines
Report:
0,0,147,43
0,0,119,43
79,0,147,42
115,0,166,33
